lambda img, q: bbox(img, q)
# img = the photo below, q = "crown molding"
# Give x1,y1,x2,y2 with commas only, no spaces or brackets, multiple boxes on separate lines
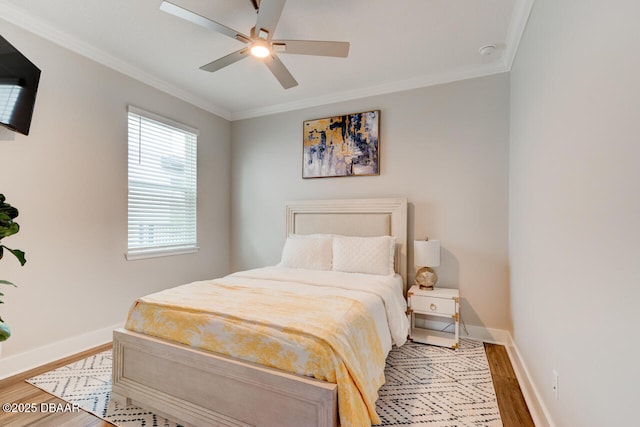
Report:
231,61,510,121
0,1,233,121
233,0,534,121
503,0,535,69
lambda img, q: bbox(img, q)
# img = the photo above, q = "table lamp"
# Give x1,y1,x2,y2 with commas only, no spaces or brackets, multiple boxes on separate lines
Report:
414,239,440,290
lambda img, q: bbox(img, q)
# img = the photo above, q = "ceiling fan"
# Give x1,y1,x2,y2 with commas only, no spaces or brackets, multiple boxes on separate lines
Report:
160,0,350,89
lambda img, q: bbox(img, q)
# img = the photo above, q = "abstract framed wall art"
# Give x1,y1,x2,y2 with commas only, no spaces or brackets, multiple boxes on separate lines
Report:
302,110,380,178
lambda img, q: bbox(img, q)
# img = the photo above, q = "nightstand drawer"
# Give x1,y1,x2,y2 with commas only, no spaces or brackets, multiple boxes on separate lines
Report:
411,295,456,315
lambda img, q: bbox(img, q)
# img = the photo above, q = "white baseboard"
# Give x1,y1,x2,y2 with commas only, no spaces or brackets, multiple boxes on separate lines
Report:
504,335,555,427
460,323,512,344
0,322,123,380
462,325,553,427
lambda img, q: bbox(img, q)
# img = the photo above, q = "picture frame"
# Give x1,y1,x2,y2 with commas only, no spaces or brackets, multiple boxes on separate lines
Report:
302,110,380,178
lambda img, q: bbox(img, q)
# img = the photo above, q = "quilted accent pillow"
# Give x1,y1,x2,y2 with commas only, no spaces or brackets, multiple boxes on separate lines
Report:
332,235,396,276
278,235,333,270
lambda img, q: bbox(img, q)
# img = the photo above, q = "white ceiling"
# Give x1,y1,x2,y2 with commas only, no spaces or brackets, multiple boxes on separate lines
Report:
0,0,532,120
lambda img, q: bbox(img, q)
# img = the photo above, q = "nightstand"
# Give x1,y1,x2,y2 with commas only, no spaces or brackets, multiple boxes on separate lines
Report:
407,285,459,349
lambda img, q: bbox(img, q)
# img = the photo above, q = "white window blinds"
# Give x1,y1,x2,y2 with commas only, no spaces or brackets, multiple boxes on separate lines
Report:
126,106,198,260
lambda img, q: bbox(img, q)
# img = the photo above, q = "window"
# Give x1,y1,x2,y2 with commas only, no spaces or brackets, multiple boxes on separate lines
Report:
126,106,198,260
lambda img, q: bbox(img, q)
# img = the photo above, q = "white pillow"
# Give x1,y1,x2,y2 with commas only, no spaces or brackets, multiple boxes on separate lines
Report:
278,235,333,270
332,235,396,276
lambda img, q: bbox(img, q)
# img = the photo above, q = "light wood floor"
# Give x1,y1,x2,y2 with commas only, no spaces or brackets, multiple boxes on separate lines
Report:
0,342,534,427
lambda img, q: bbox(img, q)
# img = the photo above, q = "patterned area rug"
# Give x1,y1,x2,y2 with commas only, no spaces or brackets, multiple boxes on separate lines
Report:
27,338,501,426
376,339,501,426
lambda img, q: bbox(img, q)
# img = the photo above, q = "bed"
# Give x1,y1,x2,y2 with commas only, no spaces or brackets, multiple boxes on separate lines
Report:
111,197,408,427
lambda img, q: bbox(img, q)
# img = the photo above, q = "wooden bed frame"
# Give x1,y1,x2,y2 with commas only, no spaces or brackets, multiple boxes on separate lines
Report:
112,197,408,427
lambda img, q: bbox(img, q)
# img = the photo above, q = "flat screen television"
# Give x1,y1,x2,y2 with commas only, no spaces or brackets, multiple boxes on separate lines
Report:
0,35,41,136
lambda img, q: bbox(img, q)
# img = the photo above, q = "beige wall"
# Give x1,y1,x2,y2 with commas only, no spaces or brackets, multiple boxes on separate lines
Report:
0,21,232,360
510,1,640,425
231,74,511,332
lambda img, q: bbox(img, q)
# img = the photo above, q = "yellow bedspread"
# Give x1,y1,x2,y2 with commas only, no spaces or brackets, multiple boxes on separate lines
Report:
125,279,386,426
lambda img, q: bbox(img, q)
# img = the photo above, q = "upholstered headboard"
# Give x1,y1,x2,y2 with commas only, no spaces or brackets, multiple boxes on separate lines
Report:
285,198,408,289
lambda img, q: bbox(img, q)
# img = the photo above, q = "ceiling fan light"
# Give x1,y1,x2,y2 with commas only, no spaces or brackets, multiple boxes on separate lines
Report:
250,44,271,58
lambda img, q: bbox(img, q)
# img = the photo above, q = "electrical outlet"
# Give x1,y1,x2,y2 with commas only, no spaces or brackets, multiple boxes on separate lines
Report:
552,369,559,400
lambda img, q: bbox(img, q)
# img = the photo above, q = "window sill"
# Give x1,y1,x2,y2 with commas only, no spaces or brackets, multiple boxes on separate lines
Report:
125,246,199,261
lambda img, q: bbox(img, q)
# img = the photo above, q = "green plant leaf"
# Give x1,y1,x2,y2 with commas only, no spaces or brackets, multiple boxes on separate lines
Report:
0,221,19,239
0,195,23,339
0,245,26,266
0,322,11,341
0,280,17,286
0,194,20,240
0,204,19,220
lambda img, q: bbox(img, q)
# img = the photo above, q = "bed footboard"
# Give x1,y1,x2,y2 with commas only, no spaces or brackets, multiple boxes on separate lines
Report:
112,328,338,427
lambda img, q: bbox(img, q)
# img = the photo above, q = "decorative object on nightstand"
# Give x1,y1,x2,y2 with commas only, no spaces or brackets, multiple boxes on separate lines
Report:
407,284,459,349
414,238,440,289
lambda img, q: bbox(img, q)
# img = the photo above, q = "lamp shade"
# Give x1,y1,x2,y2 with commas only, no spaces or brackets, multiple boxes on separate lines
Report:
414,239,440,267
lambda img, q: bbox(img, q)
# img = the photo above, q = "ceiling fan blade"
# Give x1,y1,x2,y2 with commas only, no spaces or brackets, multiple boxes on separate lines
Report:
263,54,298,89
200,48,250,72
254,0,286,40
160,1,250,43
273,40,350,57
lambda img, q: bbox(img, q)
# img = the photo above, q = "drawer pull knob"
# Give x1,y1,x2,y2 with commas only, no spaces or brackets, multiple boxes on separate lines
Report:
430,303,437,311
